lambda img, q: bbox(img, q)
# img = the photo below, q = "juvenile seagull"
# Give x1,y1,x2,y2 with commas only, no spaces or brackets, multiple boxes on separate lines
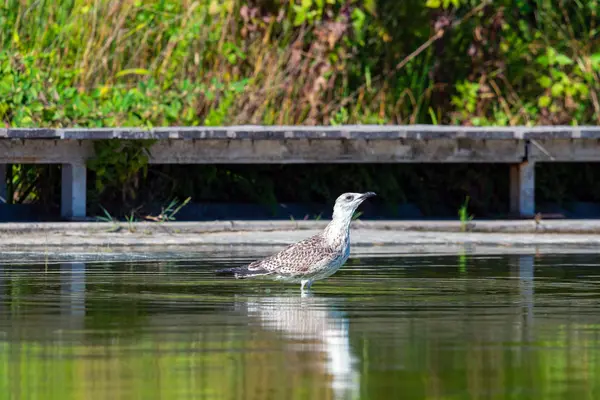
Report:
216,192,376,292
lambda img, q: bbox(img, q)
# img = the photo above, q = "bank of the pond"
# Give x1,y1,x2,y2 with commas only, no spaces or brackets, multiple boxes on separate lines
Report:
2,220,600,251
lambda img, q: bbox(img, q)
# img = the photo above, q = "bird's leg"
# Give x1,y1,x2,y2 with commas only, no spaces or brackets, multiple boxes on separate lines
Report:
301,279,313,293
301,279,308,292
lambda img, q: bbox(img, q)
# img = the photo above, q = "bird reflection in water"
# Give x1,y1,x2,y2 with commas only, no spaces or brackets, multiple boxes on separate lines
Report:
236,293,360,399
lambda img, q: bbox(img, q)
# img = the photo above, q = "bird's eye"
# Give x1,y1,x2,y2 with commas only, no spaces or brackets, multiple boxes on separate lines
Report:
345,195,354,201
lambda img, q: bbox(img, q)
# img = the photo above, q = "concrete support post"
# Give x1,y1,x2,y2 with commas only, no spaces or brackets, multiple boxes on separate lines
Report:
0,164,6,203
61,163,87,220
510,161,535,217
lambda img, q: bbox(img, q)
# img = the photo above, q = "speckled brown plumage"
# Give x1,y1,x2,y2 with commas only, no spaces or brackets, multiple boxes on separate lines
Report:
247,233,341,276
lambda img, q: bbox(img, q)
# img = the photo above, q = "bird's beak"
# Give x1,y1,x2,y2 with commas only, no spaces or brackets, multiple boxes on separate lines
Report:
360,192,377,200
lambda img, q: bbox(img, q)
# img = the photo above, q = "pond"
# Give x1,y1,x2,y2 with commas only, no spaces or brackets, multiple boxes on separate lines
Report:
1,251,600,399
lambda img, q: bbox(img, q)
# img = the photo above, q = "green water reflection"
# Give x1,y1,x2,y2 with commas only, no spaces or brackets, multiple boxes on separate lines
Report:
1,253,600,399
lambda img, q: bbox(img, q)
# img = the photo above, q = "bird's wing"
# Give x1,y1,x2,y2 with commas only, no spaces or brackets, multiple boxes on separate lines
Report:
247,234,337,275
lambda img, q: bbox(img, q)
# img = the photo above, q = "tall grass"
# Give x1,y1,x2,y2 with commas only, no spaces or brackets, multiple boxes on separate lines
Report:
0,0,413,127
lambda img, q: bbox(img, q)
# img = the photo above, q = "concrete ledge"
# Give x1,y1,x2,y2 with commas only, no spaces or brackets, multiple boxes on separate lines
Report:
2,220,600,250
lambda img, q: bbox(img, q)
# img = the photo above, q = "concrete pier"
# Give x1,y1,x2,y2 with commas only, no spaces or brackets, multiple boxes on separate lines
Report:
61,163,87,219
0,125,599,220
510,162,535,217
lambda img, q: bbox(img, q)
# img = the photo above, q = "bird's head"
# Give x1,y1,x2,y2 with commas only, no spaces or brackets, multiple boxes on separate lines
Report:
332,192,376,221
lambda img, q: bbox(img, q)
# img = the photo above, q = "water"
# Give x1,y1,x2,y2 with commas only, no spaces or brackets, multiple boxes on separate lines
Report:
2,252,600,399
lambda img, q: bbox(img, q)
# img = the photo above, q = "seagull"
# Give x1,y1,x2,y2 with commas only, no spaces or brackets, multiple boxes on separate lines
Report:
216,192,376,292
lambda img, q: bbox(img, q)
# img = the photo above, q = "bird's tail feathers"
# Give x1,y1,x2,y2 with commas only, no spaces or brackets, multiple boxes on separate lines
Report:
215,266,271,279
